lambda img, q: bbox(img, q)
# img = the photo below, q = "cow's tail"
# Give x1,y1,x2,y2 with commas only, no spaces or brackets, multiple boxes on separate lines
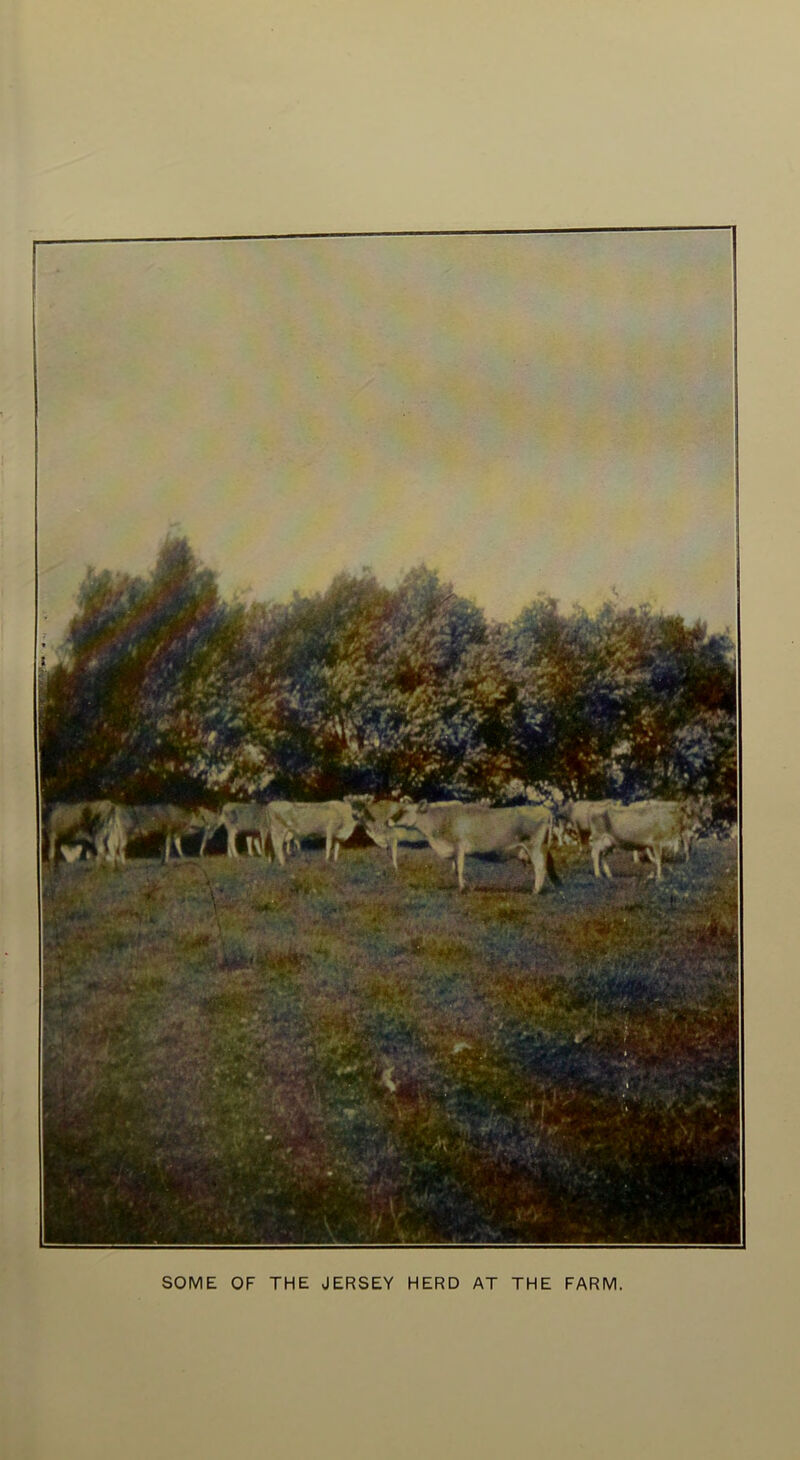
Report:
546,846,561,887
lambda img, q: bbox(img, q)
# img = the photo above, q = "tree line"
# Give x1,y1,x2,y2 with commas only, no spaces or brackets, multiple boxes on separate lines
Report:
39,532,738,818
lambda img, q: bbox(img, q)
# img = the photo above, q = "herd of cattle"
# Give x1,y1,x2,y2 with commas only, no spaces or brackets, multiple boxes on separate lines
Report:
43,793,722,890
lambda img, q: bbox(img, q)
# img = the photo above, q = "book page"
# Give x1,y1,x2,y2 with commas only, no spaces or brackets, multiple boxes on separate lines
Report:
3,3,798,1456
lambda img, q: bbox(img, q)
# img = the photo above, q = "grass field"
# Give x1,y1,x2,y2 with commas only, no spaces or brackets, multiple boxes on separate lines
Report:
41,835,741,1246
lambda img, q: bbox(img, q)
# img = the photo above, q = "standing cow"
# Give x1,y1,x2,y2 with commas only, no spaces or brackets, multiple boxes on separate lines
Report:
355,798,440,872
388,801,558,892
43,801,121,867
561,800,622,847
266,801,357,865
118,805,217,864
588,801,696,882
199,802,272,858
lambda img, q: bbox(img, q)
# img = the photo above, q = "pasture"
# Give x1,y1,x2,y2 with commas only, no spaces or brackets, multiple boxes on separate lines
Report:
41,837,741,1246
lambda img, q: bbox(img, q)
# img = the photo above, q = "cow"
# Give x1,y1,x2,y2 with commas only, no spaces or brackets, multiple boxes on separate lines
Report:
43,800,121,866
629,798,709,865
561,800,622,847
588,801,697,882
118,805,217,864
388,801,558,892
354,798,440,872
265,800,357,865
199,802,273,859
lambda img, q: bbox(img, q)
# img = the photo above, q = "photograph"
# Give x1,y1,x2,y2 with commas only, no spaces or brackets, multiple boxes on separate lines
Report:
36,227,741,1248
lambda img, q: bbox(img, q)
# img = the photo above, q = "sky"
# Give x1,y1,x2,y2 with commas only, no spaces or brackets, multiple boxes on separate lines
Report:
35,229,736,657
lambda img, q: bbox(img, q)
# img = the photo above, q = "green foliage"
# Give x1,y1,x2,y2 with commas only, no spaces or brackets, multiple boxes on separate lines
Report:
41,538,737,812
41,532,230,801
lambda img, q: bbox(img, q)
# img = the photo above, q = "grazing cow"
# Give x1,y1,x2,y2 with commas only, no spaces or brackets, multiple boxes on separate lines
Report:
265,800,357,865
354,798,437,872
44,801,120,866
119,805,217,864
588,801,696,882
199,802,273,859
388,801,558,892
561,800,622,847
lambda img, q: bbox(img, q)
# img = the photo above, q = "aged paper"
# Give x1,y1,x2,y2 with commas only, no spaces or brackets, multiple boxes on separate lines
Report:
3,2,799,1456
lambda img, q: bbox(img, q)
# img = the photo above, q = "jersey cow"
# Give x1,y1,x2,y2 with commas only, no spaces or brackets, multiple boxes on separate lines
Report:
200,802,272,858
588,801,696,882
388,801,558,892
355,798,438,872
266,800,357,865
43,800,121,866
119,805,217,864
561,800,622,847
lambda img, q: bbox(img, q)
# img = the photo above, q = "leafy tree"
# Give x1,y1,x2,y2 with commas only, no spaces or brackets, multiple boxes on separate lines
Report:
41,537,737,817
41,533,231,801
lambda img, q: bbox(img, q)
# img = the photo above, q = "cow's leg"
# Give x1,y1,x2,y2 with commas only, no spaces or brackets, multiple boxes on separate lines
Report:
175,836,184,859
325,829,334,862
651,846,663,881
333,838,341,863
592,838,613,879
530,842,547,894
391,839,399,874
162,836,171,864
227,828,238,858
456,845,466,891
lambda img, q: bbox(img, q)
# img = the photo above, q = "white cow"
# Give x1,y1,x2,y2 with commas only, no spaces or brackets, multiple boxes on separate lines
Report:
561,799,622,847
200,802,272,859
588,801,697,882
354,797,441,872
266,800,357,865
44,800,120,866
119,805,217,864
388,801,557,892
